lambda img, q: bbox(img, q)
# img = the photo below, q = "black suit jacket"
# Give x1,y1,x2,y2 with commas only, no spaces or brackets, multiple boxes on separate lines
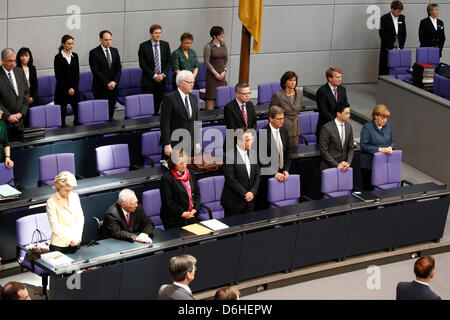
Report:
100,203,155,242
17,64,37,106
258,124,291,176
396,281,441,300
138,39,171,90
319,120,354,170
221,147,260,214
419,17,446,57
0,66,30,128
160,90,200,149
53,52,80,104
160,169,200,229
158,284,194,300
315,83,348,138
89,45,122,96
224,99,257,130
380,13,407,50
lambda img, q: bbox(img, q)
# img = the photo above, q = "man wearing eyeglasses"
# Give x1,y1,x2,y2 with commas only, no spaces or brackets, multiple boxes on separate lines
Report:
224,82,257,131
160,70,201,162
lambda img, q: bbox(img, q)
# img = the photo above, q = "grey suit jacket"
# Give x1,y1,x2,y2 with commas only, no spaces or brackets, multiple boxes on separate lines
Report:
0,66,29,127
158,284,194,300
319,120,354,170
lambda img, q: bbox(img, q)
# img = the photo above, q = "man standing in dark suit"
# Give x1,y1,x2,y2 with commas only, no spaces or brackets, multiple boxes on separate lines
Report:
257,106,291,209
419,3,445,57
158,254,197,300
221,128,260,216
319,103,354,171
379,1,407,75
0,48,29,141
224,82,257,131
315,66,348,140
160,70,201,162
138,24,171,114
397,256,441,300
89,30,122,121
100,189,154,243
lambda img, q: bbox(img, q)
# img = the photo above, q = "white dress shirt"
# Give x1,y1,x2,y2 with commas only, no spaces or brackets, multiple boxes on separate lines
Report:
151,39,162,78
236,98,247,120
2,66,18,96
430,17,438,31
237,144,251,177
269,123,283,150
121,207,130,221
414,279,430,287
335,118,345,146
101,45,112,62
390,13,399,35
178,88,192,118
328,83,338,99
61,50,73,64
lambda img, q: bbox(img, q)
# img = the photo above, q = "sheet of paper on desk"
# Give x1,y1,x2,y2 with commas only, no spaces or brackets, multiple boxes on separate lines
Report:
182,223,213,235
0,184,21,197
200,219,229,231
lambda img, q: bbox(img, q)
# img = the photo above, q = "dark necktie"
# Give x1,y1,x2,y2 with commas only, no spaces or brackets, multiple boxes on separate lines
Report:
8,72,16,95
185,95,191,118
105,48,112,68
334,88,338,102
241,104,248,127
126,212,130,226
154,44,161,74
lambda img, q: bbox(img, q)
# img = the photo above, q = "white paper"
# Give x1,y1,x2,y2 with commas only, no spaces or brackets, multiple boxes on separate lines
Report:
41,251,74,267
200,219,229,231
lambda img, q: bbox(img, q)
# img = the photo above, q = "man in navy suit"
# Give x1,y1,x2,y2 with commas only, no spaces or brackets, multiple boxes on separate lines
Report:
379,1,407,75
89,30,122,121
315,66,348,140
419,3,446,57
396,256,441,300
138,24,171,114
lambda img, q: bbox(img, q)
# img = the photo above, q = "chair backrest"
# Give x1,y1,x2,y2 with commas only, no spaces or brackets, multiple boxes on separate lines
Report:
371,150,402,189
195,62,207,90
124,94,155,119
118,68,142,100
95,144,130,175
202,125,225,158
164,69,175,93
16,213,52,259
215,86,236,109
298,112,318,145
28,105,62,129
267,174,301,208
416,47,440,67
78,99,109,125
79,72,94,101
388,49,412,79
37,75,56,105
321,168,353,198
39,153,75,185
256,119,269,132
197,176,225,220
192,89,201,110
433,73,450,100
257,82,281,105
142,189,164,229
0,163,14,186
141,130,162,168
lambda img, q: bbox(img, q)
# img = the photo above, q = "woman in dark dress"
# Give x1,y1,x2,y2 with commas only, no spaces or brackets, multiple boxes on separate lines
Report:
16,47,38,108
160,150,200,229
54,35,80,126
204,26,228,110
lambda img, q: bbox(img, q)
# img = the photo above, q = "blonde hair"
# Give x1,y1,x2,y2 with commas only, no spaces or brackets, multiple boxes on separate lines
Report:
53,171,77,191
371,104,391,119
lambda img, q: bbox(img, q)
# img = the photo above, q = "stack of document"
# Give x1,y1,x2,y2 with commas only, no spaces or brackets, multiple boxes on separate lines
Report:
41,251,74,267
182,219,229,235
0,184,21,200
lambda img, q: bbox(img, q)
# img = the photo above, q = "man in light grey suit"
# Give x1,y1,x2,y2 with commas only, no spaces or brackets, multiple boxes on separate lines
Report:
158,254,197,300
319,102,354,171
0,48,30,141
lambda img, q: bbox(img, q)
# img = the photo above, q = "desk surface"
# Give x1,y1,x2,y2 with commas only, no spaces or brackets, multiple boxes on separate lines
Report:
35,182,448,276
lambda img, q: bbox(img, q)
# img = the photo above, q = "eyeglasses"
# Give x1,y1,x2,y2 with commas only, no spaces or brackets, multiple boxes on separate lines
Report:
274,117,285,122
238,91,251,95
183,80,195,85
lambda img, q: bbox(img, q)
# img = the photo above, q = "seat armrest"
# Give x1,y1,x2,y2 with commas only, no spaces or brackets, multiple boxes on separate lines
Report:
401,179,413,186
200,204,213,220
299,135,309,145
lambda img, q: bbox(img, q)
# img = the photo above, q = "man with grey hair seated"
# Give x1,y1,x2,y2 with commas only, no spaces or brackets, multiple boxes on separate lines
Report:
100,189,154,243
160,69,201,164
0,48,30,141
158,254,197,300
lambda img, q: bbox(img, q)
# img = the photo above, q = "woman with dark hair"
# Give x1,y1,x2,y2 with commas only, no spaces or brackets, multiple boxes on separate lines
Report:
16,47,38,107
160,150,200,229
360,104,395,190
269,71,303,147
204,26,228,110
54,34,80,126
171,32,200,89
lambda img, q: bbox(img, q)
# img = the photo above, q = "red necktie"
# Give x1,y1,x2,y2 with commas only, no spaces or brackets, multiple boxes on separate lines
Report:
334,88,338,102
241,104,248,127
